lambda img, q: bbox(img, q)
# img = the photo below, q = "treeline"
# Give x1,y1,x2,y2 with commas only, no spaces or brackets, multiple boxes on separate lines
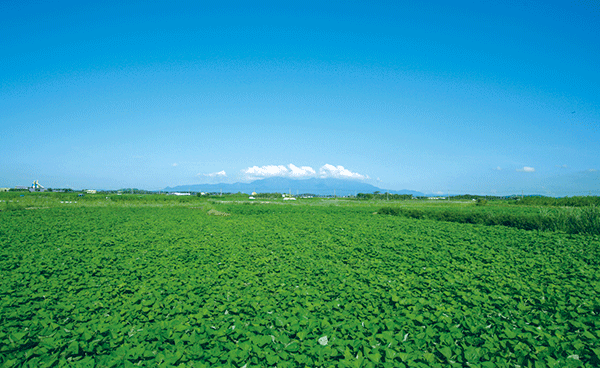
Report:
252,192,283,199
449,194,506,201
379,205,600,235
356,193,512,201
509,196,600,207
356,193,414,200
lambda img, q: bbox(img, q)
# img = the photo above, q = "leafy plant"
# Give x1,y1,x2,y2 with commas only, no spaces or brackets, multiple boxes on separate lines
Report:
1,202,599,366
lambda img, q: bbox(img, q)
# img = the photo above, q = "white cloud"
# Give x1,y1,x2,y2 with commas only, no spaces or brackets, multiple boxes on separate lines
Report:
493,166,502,171
319,164,369,180
589,169,598,172
243,165,290,179
556,164,568,169
241,163,368,181
202,170,227,177
517,166,535,172
288,164,316,177
172,163,178,167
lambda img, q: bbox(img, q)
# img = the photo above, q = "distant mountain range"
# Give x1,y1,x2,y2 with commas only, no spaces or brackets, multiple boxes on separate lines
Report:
163,177,425,197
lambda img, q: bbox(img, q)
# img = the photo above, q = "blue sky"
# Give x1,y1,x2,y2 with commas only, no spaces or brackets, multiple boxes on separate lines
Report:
2,1,599,195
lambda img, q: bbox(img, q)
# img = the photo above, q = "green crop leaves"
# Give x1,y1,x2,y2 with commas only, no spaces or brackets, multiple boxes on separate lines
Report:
1,203,599,366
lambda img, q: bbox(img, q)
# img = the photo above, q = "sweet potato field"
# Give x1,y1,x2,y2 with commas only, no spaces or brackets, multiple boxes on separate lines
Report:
1,202,599,367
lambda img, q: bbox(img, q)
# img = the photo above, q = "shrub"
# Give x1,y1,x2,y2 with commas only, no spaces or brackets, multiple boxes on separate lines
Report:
475,198,487,206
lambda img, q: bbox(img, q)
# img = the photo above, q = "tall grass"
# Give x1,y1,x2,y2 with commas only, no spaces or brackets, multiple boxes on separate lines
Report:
551,205,600,235
379,205,600,235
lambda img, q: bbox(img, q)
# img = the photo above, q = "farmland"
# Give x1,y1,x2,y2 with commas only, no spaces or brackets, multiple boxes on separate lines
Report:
1,194,599,367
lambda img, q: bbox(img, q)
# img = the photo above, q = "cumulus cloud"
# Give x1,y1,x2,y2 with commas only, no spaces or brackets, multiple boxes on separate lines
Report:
319,164,369,180
172,163,178,167
556,164,568,169
493,166,502,171
201,170,227,177
243,165,290,179
242,164,318,180
241,163,368,181
288,164,316,177
517,166,535,172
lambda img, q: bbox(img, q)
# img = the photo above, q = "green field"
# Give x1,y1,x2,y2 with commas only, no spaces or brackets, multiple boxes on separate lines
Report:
1,194,599,367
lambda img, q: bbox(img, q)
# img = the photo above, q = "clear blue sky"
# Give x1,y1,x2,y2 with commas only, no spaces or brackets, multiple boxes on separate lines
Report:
2,1,599,196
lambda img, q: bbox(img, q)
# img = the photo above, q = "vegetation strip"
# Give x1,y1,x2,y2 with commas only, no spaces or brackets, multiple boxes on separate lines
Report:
378,205,600,235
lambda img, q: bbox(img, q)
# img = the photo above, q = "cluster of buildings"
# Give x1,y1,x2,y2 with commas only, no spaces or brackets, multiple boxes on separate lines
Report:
2,180,47,192
1,181,75,193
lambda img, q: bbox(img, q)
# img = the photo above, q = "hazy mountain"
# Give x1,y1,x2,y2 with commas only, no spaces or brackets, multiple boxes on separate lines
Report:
163,177,424,197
